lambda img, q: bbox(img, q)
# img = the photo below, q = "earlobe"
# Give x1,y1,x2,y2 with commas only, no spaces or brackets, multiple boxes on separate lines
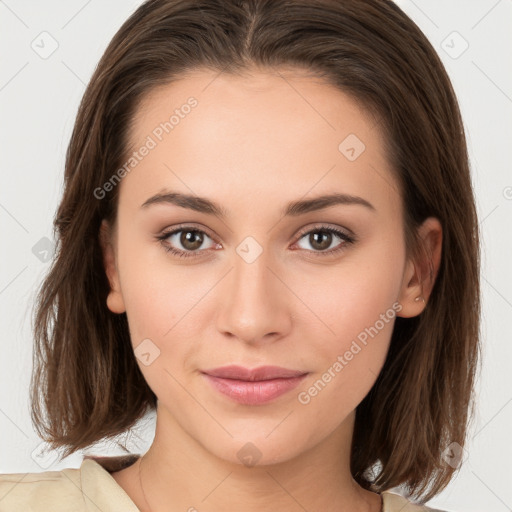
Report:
99,219,126,314
397,217,442,318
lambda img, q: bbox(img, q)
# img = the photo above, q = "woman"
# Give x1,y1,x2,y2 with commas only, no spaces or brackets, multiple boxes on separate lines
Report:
0,0,480,511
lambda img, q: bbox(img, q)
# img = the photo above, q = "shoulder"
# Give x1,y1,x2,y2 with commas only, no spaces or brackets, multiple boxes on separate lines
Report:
0,465,84,511
382,490,450,512
0,455,141,512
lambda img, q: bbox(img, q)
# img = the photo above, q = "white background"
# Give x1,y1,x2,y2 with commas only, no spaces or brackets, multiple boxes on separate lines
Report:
0,1,511,511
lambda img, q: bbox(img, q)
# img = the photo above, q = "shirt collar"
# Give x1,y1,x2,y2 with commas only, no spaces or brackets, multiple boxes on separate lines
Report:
80,455,141,512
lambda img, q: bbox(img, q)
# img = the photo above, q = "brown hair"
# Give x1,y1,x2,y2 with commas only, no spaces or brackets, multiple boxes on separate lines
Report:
30,0,481,502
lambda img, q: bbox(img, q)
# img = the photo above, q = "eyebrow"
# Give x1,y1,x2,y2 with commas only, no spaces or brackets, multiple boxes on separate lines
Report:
140,190,376,218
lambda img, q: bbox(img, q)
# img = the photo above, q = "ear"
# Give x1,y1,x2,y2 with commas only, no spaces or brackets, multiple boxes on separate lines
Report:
396,217,442,318
98,219,126,314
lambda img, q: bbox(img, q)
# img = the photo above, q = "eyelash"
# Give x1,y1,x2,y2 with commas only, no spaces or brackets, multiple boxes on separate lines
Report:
156,223,356,259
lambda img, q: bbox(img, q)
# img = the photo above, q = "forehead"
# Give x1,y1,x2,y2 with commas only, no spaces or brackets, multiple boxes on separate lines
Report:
121,67,400,218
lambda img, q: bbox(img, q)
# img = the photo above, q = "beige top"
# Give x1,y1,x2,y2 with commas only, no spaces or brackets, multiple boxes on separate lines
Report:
0,454,447,511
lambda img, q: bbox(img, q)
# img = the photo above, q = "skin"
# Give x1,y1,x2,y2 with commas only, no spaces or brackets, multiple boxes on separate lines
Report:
100,66,442,512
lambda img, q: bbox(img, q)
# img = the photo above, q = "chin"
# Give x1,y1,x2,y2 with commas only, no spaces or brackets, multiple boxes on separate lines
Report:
198,427,312,469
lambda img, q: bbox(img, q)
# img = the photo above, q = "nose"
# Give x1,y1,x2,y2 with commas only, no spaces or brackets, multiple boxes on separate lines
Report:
215,248,293,345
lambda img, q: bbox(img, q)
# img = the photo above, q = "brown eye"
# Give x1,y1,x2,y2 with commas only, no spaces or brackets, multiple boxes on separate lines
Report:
157,226,218,259
295,225,356,256
179,230,204,251
308,231,333,251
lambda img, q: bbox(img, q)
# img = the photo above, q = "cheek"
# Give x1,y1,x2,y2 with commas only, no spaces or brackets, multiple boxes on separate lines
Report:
292,238,404,408
116,234,194,339
293,246,403,349
298,284,396,398
116,240,215,384
118,266,171,344
116,253,199,398
294,279,399,427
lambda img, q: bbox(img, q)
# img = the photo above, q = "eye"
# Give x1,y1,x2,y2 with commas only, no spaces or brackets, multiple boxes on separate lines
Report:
293,224,356,256
156,225,220,259
156,223,356,260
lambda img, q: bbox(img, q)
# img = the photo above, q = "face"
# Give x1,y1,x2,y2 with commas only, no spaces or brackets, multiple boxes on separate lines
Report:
100,67,427,466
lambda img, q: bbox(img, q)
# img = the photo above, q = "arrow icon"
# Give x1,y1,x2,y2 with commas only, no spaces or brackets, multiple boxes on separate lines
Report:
441,441,464,468
135,338,161,366
339,134,365,161
32,236,55,262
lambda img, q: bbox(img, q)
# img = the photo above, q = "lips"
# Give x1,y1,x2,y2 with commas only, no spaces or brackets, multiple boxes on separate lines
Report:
201,365,309,405
202,365,307,381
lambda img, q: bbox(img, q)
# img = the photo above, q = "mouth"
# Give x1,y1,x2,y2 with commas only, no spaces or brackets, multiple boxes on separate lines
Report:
201,365,309,405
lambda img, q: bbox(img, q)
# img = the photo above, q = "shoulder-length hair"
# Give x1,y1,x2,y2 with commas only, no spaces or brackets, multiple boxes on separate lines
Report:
30,0,480,502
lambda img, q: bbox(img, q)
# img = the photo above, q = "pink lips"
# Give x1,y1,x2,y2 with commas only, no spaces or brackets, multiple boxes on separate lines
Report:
202,365,308,405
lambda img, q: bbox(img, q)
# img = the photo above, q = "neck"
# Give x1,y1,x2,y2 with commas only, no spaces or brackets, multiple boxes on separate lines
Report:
132,404,380,512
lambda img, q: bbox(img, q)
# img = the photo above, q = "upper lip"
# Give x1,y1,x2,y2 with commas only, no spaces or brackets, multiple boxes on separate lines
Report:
202,365,308,381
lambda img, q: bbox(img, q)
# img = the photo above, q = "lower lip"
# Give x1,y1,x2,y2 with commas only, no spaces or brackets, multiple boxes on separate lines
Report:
203,374,308,405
